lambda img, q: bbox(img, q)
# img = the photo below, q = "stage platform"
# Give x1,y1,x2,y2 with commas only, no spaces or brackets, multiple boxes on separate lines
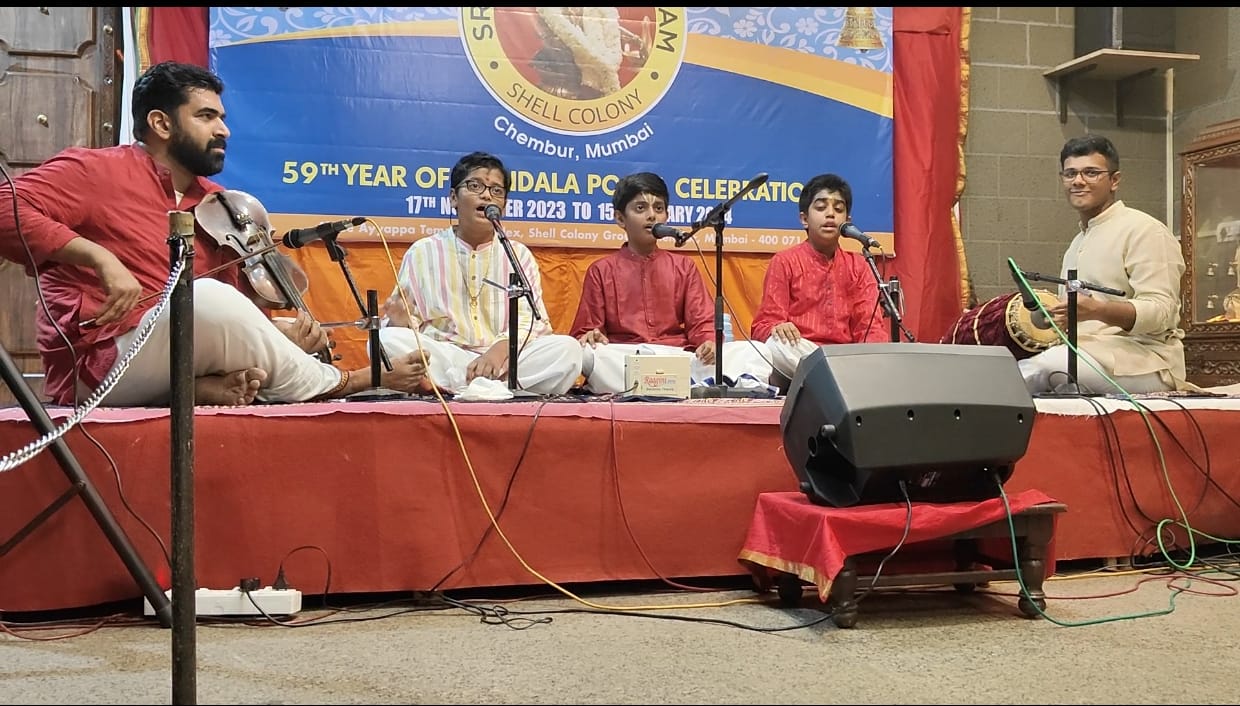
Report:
2,393,1239,613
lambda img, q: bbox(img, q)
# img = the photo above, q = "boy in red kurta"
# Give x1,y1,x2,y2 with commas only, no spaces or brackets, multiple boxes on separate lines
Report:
571,172,771,393
751,173,888,386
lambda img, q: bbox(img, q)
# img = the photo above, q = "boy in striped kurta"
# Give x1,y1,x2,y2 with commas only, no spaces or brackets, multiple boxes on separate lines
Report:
379,151,582,395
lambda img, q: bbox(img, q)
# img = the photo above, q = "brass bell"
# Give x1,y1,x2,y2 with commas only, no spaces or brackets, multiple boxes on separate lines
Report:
1207,294,1218,310
838,7,884,51
1228,261,1237,277
1206,262,1217,277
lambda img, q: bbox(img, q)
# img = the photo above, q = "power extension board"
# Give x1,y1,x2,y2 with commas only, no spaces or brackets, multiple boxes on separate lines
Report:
143,586,303,617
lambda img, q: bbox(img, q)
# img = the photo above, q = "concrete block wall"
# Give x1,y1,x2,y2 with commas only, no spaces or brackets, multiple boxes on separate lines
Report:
959,7,1240,305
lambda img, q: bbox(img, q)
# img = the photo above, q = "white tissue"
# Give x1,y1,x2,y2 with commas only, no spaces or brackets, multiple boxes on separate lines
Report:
454,376,515,401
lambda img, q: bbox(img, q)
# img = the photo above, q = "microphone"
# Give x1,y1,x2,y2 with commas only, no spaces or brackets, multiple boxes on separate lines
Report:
1007,258,1052,330
482,202,542,321
651,223,691,247
839,222,880,249
485,204,503,227
282,217,365,249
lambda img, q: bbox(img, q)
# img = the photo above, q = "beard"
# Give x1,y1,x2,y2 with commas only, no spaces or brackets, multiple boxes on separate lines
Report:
168,128,226,177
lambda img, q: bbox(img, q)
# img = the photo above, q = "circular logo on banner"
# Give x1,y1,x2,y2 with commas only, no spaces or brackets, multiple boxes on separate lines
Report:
461,7,685,136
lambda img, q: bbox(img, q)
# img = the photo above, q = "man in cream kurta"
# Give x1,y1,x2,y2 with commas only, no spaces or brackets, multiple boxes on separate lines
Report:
1019,135,1190,395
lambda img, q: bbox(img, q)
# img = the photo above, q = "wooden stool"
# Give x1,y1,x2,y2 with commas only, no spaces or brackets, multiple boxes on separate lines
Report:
766,502,1067,628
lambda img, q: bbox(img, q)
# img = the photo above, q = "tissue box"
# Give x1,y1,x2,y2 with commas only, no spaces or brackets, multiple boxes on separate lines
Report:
624,354,691,399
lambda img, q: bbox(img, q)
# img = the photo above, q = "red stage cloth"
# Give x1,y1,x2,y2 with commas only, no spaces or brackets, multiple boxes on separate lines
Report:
739,489,1059,601
4,397,1239,613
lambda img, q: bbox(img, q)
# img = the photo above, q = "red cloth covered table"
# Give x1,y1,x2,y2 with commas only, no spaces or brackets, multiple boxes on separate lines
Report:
738,489,1062,608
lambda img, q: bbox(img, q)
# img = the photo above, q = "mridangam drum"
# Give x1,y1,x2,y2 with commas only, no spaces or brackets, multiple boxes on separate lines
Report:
939,290,1060,360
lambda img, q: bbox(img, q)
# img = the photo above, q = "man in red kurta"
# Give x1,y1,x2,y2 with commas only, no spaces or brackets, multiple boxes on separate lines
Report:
751,173,888,386
570,172,772,393
0,62,429,406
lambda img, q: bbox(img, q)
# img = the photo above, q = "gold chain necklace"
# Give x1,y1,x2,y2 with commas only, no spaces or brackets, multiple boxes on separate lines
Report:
461,244,494,308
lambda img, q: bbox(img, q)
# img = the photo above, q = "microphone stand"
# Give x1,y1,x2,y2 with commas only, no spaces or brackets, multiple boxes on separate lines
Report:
1023,268,1124,394
859,246,915,342
321,234,392,375
316,235,407,402
484,216,542,398
1068,269,1078,390
886,276,902,343
344,289,411,401
686,173,774,399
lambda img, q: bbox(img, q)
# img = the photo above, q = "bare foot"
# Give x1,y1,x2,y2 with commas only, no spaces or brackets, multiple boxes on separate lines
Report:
195,368,267,406
378,352,432,394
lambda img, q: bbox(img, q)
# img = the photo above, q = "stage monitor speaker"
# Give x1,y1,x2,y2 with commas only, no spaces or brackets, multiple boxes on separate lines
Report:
1074,7,1176,57
780,343,1036,508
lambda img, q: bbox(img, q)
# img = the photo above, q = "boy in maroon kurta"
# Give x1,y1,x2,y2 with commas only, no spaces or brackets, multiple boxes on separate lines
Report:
751,173,888,387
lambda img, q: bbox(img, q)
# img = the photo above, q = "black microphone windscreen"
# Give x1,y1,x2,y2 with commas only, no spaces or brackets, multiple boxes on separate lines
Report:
840,222,879,248
281,229,312,249
651,223,682,240
484,204,502,222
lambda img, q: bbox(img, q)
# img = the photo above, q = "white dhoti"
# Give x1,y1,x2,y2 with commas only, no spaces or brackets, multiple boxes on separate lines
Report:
89,278,344,406
1018,344,1169,395
579,343,689,394
766,335,820,380
708,339,775,386
580,340,775,394
378,328,582,395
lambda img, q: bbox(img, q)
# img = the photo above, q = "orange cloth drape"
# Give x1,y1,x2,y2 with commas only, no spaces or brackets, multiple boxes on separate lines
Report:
139,7,969,367
284,245,772,368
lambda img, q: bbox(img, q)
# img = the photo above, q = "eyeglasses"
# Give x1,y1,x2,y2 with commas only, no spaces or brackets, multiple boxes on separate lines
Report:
1059,168,1114,182
459,178,507,199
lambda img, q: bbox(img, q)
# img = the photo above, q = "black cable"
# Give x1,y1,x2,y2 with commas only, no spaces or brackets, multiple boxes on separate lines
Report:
686,236,776,373
1077,394,1161,533
81,427,172,566
1133,398,1235,513
853,479,913,605
202,596,458,628
438,594,553,630
1076,393,1240,563
606,398,718,592
442,596,837,633
272,544,333,600
429,397,550,592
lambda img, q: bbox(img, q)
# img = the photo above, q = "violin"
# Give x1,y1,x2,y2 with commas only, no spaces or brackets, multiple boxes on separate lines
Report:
196,190,334,364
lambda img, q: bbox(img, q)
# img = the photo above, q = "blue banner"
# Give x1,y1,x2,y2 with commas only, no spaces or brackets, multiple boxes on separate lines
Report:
209,7,893,253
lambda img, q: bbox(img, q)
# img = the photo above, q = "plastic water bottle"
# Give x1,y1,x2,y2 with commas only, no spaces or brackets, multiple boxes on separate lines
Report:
722,313,734,342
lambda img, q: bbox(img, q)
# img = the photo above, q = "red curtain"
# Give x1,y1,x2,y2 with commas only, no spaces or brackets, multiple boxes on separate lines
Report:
140,7,966,345
137,6,208,70
890,6,967,341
